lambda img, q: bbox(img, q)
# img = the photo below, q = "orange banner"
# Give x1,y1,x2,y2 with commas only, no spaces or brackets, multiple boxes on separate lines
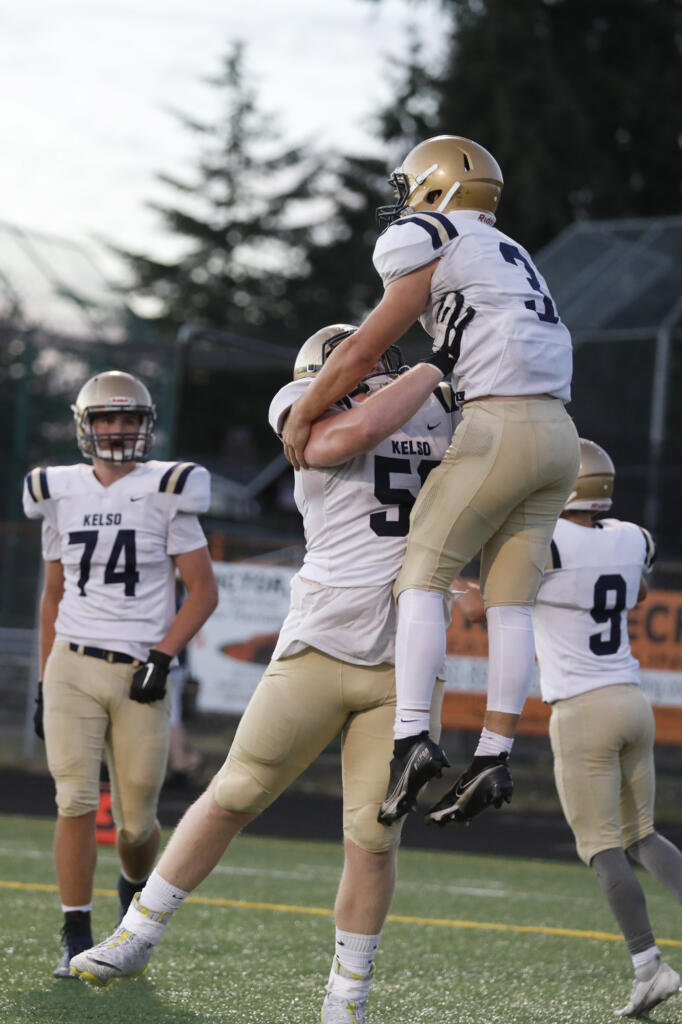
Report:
446,587,682,671
444,586,682,743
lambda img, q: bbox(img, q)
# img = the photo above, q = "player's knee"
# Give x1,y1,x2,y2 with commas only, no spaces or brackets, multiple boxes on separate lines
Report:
345,805,401,854
214,765,271,816
56,781,99,818
117,818,156,846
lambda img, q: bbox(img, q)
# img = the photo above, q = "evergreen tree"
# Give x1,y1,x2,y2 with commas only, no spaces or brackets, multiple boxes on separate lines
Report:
116,42,321,344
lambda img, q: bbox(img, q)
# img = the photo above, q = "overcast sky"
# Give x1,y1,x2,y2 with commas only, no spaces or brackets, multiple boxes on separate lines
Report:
2,0,443,266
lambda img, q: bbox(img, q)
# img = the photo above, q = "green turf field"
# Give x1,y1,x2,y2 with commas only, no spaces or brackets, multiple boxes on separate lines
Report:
0,815,680,1024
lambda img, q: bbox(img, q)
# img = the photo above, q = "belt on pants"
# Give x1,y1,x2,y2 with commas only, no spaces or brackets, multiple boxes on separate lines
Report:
68,643,141,667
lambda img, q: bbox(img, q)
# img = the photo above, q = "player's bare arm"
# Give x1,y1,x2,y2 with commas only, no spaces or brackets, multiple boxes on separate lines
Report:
155,546,218,658
39,560,65,677
304,362,443,467
282,261,437,470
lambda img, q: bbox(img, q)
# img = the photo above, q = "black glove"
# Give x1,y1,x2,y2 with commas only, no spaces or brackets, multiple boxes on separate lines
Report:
129,650,172,704
423,291,476,377
33,682,44,740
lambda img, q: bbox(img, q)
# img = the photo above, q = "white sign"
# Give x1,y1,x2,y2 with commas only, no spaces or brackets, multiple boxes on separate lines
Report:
188,562,296,714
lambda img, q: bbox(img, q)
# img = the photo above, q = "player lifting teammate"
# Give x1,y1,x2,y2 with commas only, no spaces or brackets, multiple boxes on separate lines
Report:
69,312,465,1023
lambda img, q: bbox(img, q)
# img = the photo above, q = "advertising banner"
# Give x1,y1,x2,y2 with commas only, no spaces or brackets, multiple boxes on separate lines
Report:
189,566,682,741
441,587,682,741
189,562,296,714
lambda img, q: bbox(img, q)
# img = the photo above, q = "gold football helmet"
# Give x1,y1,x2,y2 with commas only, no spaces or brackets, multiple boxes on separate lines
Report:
564,438,615,512
293,324,404,383
377,135,504,228
72,370,156,462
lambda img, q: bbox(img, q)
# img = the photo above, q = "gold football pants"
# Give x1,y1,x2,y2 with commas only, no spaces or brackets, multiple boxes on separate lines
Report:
550,684,655,865
396,397,580,606
214,647,444,853
43,641,171,845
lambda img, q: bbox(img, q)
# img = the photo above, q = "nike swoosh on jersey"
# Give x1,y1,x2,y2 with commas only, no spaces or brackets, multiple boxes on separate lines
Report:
426,422,441,430
129,496,145,502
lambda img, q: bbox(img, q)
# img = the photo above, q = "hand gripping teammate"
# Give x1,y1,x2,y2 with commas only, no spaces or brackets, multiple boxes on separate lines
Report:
281,135,580,826
23,371,218,978
69,317,462,1023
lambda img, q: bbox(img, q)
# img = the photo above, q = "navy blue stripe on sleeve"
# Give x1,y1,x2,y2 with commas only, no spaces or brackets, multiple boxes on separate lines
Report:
39,468,50,499
174,464,197,495
392,213,458,251
159,464,179,492
550,540,561,569
423,212,459,239
25,472,37,502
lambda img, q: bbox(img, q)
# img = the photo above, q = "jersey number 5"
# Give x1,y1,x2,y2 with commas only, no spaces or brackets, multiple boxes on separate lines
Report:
68,529,139,597
370,456,439,537
589,573,626,656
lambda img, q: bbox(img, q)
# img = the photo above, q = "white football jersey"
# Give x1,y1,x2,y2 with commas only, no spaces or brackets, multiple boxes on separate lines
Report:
23,460,210,661
268,375,457,664
373,209,572,403
532,517,656,703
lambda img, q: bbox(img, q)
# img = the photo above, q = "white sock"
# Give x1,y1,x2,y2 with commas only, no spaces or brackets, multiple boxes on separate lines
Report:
61,903,92,913
120,870,189,944
485,605,535,715
474,727,513,758
335,928,381,976
394,589,447,739
632,945,660,979
138,869,189,912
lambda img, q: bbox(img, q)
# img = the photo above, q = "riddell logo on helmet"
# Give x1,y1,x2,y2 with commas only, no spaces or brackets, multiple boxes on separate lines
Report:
107,396,136,406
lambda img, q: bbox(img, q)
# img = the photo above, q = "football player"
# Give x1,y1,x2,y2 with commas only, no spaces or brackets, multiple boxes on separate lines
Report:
450,440,682,1017
23,371,218,978
69,315,462,1022
280,135,580,825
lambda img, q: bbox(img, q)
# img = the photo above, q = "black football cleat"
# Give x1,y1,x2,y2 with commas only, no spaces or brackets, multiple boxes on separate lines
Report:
377,734,450,825
53,912,94,979
425,752,513,826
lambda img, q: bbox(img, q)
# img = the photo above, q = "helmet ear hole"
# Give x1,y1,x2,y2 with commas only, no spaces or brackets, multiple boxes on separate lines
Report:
425,189,442,206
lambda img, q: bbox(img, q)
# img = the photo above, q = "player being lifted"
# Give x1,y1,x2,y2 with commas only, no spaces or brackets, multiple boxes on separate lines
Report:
70,316,463,1023
23,371,218,978
282,135,580,825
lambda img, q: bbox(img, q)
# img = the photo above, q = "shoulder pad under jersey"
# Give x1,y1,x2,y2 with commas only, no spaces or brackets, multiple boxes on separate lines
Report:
157,462,210,513
22,465,87,519
22,467,52,519
373,213,459,287
268,378,311,437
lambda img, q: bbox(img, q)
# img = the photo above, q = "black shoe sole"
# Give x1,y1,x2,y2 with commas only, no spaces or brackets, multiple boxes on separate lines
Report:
425,766,513,827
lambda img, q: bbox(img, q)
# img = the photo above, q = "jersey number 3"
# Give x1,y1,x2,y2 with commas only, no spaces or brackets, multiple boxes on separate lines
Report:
499,242,559,324
68,529,139,597
589,573,626,656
